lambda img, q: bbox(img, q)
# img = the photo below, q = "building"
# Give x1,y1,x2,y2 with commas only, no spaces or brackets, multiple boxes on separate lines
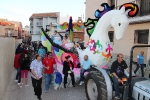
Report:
9,21,23,38
22,25,30,38
58,17,85,42
0,19,22,38
29,12,60,41
85,0,150,62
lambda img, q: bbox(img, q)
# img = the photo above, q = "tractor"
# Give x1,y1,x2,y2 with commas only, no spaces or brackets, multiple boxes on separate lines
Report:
85,45,150,100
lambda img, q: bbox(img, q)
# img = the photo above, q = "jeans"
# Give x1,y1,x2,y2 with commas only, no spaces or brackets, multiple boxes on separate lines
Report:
79,68,90,82
64,72,75,85
44,74,53,91
134,64,144,77
112,75,127,97
16,68,21,83
31,77,42,98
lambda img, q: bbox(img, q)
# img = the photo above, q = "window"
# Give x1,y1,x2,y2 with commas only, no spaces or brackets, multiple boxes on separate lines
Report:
140,0,150,16
108,31,114,42
134,30,149,44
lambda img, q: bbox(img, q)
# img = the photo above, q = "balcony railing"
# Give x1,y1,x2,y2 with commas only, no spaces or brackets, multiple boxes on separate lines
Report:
36,22,43,26
30,23,33,26
36,31,42,35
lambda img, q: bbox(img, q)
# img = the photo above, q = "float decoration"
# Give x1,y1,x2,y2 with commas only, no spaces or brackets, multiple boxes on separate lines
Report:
58,16,84,42
84,3,115,37
41,28,79,67
77,3,139,67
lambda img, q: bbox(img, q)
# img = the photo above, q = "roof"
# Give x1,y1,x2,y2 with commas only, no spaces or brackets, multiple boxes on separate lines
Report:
0,21,14,26
30,13,58,19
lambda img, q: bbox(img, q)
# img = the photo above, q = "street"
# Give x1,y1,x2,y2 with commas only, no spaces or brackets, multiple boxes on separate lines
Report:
3,70,87,100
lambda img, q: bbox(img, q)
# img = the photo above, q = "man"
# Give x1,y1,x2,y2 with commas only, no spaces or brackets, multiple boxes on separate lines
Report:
30,54,43,100
134,51,145,77
110,53,130,99
42,52,57,92
79,55,93,85
38,45,46,60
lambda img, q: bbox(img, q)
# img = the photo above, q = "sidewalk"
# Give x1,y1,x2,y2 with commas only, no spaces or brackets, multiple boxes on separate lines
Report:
3,70,87,100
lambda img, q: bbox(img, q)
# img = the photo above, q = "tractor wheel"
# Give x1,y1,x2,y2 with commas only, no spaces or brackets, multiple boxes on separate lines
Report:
85,71,108,100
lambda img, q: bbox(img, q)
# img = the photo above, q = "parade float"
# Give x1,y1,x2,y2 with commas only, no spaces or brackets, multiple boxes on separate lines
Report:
41,2,150,100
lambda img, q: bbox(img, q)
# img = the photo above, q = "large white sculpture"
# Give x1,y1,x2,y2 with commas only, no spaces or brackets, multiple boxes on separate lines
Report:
77,3,138,67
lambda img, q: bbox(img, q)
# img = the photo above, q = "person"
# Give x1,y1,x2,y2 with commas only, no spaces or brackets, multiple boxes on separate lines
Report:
51,30,59,41
19,54,30,88
51,30,62,45
14,52,21,85
134,51,145,77
30,54,43,100
110,53,130,99
62,36,68,47
15,43,24,54
38,45,46,60
46,23,52,37
63,55,75,88
79,55,93,85
42,52,57,92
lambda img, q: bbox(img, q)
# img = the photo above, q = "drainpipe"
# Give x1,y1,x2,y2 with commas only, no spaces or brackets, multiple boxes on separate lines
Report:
116,0,118,9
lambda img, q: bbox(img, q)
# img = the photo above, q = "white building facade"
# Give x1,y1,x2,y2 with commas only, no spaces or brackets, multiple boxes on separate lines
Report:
29,12,60,41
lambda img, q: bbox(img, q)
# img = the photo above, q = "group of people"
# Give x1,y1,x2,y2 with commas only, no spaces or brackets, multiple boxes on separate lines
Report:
14,38,146,100
14,43,33,88
29,51,93,100
47,28,85,51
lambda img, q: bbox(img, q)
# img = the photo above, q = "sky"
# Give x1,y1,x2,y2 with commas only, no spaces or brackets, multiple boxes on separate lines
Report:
0,0,86,27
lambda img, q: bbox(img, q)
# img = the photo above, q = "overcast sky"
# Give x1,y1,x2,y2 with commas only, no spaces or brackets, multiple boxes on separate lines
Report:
0,0,86,27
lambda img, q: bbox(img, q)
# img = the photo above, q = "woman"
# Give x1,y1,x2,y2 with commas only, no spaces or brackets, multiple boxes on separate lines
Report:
19,54,30,88
63,55,75,88
62,36,68,48
30,54,43,100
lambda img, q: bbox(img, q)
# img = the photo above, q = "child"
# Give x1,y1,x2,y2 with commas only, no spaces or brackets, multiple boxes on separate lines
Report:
54,72,62,90
19,54,30,88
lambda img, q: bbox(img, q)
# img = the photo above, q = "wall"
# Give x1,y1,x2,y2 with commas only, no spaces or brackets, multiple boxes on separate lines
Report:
112,23,150,63
0,38,15,100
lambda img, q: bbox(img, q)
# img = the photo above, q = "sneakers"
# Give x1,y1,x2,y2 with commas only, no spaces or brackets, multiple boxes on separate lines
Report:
37,97,42,100
79,81,84,85
73,84,75,87
15,80,18,82
18,83,23,85
25,84,29,87
44,90,49,93
115,96,120,100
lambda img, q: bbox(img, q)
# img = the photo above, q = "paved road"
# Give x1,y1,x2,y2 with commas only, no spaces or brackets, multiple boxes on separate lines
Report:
3,70,87,100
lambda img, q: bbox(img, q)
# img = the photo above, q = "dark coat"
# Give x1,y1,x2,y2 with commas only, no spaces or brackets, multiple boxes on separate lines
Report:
63,60,74,74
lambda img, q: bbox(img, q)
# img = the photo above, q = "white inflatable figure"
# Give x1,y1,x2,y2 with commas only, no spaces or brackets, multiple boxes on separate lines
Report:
77,4,138,67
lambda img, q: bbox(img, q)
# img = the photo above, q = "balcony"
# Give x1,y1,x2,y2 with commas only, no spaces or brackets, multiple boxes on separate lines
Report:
30,23,33,26
36,22,43,26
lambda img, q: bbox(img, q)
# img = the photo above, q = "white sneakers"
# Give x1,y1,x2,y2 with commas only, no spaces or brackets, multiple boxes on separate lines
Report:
115,96,120,100
79,81,84,85
15,80,18,82
25,84,29,87
18,83,23,85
